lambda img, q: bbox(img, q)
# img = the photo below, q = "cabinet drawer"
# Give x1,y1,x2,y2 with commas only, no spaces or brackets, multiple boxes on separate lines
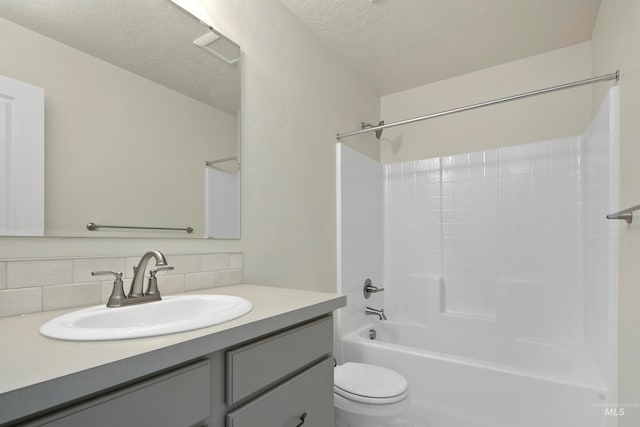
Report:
225,316,332,405
40,360,211,427
226,357,333,427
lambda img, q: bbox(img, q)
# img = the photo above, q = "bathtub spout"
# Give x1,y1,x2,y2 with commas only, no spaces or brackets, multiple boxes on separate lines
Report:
365,306,387,320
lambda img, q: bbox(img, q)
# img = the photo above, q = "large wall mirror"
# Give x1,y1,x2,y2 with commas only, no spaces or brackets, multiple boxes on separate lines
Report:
0,0,241,239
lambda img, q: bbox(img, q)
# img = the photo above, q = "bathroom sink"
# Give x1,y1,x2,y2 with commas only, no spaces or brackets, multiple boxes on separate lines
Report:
40,295,253,341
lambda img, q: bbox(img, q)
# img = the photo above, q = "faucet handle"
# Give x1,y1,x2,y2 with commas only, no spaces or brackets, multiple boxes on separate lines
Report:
149,265,174,277
91,271,123,280
145,266,173,297
92,271,126,307
363,278,385,299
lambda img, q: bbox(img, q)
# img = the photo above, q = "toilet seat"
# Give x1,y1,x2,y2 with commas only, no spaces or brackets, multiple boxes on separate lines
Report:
334,362,408,404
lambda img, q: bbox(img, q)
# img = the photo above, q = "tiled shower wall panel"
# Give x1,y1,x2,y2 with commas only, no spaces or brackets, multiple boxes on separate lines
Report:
384,137,585,342
384,158,442,322
0,252,243,317
440,149,499,318
495,138,583,341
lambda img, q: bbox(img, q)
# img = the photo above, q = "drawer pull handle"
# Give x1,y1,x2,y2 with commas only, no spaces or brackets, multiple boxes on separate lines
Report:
295,412,307,426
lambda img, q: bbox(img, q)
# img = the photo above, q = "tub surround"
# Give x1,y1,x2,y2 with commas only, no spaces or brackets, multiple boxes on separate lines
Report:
0,252,244,317
0,284,346,425
337,88,619,426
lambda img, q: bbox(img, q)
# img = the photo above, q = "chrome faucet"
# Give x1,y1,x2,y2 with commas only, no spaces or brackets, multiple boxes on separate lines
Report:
365,306,387,321
92,250,173,308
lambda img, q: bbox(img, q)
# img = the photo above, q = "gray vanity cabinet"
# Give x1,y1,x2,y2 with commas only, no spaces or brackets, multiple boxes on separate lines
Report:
18,315,334,427
35,360,211,427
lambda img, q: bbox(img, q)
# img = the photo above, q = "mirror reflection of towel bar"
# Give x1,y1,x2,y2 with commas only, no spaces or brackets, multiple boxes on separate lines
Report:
205,156,237,166
205,157,240,173
87,222,194,233
606,204,640,224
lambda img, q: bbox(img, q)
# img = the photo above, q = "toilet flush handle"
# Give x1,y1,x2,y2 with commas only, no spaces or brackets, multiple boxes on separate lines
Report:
295,412,307,426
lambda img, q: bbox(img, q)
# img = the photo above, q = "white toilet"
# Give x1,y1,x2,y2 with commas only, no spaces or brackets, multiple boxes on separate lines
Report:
334,362,409,427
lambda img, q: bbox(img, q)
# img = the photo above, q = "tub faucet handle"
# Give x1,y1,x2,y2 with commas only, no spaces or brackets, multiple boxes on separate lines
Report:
363,278,385,299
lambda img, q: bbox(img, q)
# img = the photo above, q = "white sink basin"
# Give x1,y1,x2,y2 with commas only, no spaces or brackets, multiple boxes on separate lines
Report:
40,295,253,341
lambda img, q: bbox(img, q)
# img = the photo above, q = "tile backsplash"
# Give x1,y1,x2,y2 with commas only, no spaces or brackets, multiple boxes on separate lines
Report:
0,252,243,318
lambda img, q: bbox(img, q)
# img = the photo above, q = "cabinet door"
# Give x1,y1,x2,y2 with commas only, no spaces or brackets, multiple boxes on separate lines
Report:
40,360,211,427
226,316,332,404
226,357,333,427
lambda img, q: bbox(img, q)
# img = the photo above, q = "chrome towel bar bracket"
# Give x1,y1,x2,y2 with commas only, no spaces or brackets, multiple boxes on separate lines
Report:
606,204,640,224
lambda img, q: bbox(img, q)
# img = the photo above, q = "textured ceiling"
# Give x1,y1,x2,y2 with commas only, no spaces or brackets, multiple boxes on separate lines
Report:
0,0,240,115
280,0,602,95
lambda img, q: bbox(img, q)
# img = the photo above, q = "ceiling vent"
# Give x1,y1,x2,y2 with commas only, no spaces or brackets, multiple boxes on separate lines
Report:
193,28,240,66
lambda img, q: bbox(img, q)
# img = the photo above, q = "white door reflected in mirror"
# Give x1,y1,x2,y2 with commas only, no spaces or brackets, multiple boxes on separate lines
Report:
0,74,44,236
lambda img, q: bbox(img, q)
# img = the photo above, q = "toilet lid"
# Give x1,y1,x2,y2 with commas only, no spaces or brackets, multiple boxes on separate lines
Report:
334,363,408,403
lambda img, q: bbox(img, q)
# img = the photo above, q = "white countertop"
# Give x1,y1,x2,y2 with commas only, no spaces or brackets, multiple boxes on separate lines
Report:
0,284,346,424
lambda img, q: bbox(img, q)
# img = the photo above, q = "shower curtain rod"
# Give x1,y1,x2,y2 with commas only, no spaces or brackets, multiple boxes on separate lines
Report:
336,70,620,141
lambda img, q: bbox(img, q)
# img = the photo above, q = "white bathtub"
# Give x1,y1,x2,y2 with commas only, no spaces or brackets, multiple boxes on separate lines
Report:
341,322,608,427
